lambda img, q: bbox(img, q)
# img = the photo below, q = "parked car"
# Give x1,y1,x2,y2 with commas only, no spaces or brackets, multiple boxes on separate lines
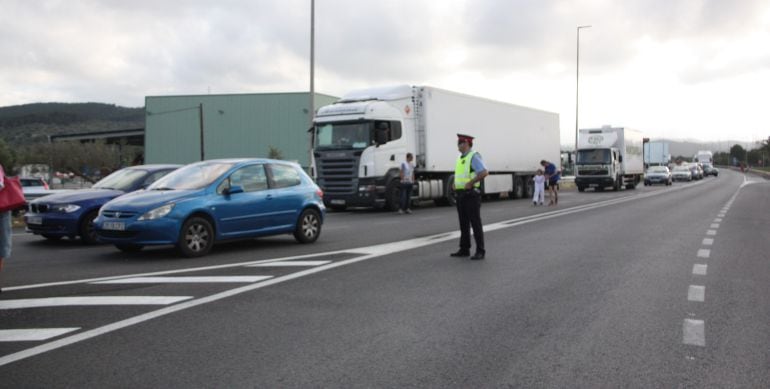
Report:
644,166,672,186
702,163,719,176
24,165,180,243
94,159,325,257
19,177,71,203
672,165,693,182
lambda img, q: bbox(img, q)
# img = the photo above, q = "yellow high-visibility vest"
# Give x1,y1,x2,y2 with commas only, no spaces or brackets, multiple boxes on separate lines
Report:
455,151,480,189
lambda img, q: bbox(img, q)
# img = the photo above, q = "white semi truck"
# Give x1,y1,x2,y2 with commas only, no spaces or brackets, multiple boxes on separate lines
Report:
575,126,644,192
311,85,560,210
644,141,670,166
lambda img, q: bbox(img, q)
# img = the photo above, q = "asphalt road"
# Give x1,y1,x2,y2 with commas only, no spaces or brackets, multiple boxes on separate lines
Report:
1,170,768,387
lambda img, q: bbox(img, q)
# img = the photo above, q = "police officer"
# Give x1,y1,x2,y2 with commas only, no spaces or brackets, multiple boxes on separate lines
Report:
450,134,489,260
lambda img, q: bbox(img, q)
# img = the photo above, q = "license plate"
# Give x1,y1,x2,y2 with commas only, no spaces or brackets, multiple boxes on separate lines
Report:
330,199,346,205
103,222,125,231
27,216,42,225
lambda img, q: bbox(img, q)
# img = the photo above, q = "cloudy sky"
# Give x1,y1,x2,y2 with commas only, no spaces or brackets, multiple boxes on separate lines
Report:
2,0,769,146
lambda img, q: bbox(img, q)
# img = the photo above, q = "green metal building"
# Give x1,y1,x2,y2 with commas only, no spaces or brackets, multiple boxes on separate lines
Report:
145,92,338,167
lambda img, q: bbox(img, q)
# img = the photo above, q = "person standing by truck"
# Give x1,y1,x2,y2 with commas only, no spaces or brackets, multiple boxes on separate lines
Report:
532,169,545,206
398,153,415,214
451,134,489,260
541,159,560,205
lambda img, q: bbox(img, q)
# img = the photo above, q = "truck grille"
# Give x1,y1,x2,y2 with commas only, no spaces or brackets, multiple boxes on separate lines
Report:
316,156,358,195
578,168,609,175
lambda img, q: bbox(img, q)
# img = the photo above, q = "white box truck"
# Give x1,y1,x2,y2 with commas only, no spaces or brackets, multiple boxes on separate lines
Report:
694,150,713,164
575,126,644,192
311,85,560,210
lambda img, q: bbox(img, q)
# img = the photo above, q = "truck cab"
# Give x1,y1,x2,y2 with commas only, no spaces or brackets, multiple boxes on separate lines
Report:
575,147,624,191
312,87,413,210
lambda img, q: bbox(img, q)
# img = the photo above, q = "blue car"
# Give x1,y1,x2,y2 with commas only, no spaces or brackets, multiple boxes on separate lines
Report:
25,165,180,243
94,158,325,257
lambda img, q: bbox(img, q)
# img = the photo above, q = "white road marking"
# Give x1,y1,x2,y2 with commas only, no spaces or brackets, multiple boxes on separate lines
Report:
0,179,727,367
683,319,706,346
717,214,725,218
93,276,273,284
714,218,722,223
0,296,192,310
688,285,705,302
697,249,711,258
710,223,719,229
706,230,717,236
0,328,80,342
702,238,714,245
249,261,332,267
693,264,707,276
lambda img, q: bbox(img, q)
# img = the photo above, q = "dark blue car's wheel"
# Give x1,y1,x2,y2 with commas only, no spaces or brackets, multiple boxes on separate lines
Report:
79,210,99,245
177,216,214,257
294,209,321,244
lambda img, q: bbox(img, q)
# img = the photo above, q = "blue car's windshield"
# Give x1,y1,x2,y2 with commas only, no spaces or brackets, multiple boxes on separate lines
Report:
92,169,148,191
148,162,235,190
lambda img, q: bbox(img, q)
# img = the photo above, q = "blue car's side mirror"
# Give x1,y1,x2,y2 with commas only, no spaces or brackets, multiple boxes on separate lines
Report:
224,185,244,195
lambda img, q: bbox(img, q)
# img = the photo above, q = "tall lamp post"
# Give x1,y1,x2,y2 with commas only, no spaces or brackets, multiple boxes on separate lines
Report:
575,25,592,156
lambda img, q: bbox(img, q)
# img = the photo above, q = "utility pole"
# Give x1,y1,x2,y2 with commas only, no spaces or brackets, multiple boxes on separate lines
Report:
575,25,592,155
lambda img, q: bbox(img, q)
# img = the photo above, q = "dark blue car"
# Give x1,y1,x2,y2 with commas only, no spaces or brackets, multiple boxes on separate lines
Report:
25,165,180,243
94,159,325,257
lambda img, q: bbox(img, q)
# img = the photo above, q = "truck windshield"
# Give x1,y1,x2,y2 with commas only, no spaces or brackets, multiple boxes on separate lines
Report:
315,122,372,150
577,149,611,164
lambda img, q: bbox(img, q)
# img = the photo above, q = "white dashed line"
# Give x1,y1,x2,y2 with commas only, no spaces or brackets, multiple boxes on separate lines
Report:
714,218,722,223
697,249,711,258
702,238,714,245
688,285,705,302
706,230,717,236
93,276,273,284
683,319,706,346
693,264,707,276
0,328,80,342
710,223,719,229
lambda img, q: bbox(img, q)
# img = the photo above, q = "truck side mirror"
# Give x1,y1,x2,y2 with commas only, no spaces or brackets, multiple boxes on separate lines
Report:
618,155,623,162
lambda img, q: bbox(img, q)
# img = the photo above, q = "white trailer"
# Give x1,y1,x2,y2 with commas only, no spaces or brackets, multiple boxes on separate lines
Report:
694,150,713,164
575,125,644,192
311,85,560,210
644,141,670,166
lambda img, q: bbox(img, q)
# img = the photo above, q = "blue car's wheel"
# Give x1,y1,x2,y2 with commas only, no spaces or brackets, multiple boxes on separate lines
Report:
177,216,214,257
294,209,321,244
79,210,99,245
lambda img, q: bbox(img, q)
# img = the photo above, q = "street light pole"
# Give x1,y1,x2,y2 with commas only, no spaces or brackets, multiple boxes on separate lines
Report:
575,25,592,156
309,0,315,127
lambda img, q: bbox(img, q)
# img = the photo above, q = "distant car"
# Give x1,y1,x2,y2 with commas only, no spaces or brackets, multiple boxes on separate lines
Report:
24,165,180,243
687,163,703,180
644,166,672,186
672,165,693,182
702,163,719,176
94,159,325,257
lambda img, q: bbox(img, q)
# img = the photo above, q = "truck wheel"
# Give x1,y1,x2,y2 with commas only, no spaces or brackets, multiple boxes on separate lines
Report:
511,176,524,199
613,178,621,191
523,177,534,199
176,216,214,257
78,210,99,245
384,180,400,212
577,185,585,192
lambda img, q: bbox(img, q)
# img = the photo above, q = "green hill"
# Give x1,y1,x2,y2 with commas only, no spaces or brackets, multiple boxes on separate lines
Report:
0,102,144,145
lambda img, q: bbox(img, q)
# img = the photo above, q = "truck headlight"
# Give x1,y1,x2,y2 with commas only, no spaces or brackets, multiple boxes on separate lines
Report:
51,204,81,213
138,204,175,221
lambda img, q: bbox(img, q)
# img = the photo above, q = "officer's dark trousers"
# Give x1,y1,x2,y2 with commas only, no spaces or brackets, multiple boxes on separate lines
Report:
456,190,485,254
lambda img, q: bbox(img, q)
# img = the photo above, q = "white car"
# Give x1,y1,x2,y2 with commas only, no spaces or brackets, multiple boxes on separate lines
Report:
671,166,692,182
21,177,71,202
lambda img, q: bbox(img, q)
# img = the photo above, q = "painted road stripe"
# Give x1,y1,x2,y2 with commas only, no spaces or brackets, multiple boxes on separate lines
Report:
0,296,192,310
688,285,705,302
0,328,80,342
714,218,722,223
93,276,273,284
697,249,711,258
249,261,332,267
693,264,707,276
683,319,706,346
710,223,719,229
702,238,714,245
717,214,725,218
706,230,717,236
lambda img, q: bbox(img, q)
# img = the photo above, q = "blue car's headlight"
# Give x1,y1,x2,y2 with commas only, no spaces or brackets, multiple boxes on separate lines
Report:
51,204,81,213
138,204,175,221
